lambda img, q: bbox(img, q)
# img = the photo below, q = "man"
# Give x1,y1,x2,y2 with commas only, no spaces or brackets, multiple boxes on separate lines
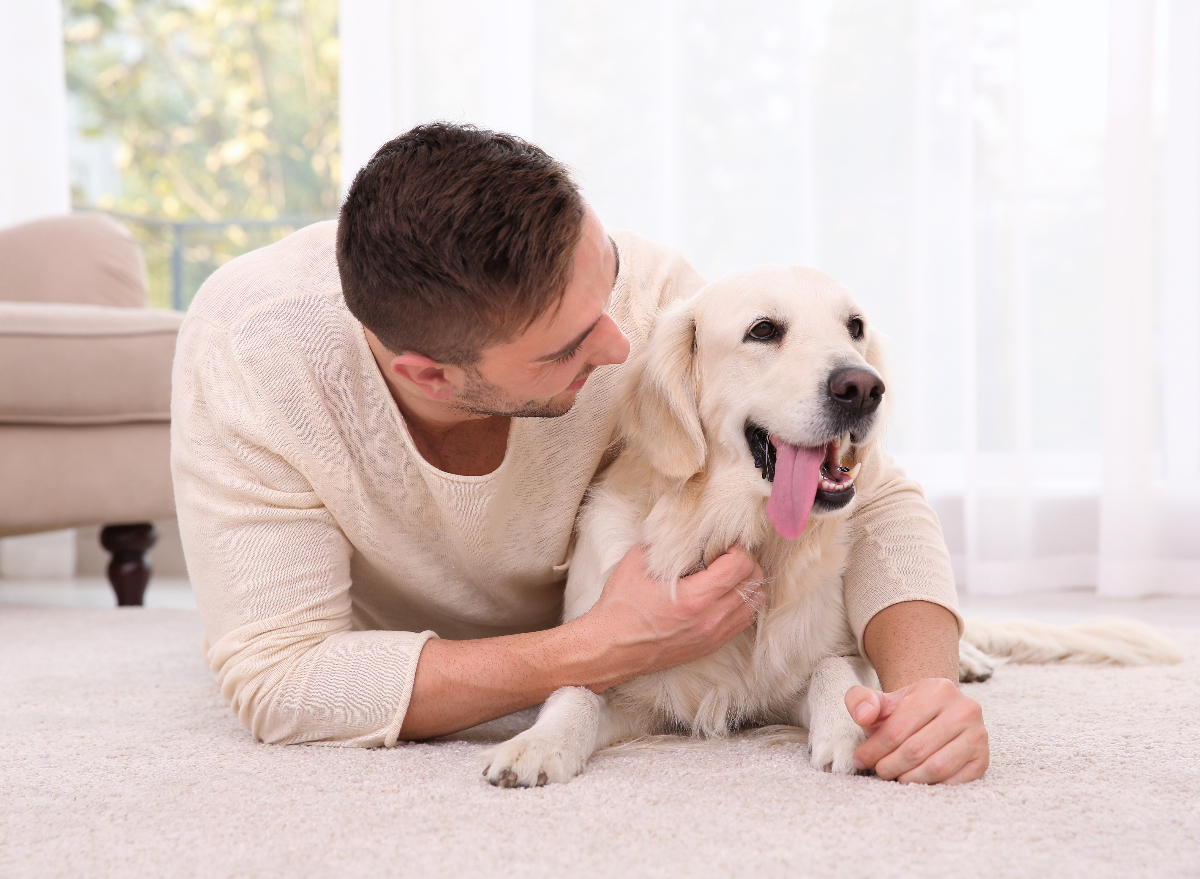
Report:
172,123,987,784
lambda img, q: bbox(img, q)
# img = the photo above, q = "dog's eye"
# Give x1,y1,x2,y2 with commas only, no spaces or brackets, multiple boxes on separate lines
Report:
847,317,865,340
746,320,780,342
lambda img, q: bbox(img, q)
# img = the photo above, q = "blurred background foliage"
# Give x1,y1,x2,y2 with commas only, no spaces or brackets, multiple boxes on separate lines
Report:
64,0,339,308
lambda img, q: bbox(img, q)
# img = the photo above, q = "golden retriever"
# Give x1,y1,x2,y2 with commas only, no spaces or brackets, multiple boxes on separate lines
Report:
481,266,1181,787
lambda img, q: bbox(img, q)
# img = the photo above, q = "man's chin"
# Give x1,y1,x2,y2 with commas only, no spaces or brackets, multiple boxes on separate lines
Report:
458,388,579,419
515,388,579,419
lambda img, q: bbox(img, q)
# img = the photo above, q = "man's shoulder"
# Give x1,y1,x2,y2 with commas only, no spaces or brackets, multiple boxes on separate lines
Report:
608,229,702,283
184,220,343,334
606,229,708,340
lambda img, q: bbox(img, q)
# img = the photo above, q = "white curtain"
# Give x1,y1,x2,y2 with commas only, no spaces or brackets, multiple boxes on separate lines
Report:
339,0,1200,597
0,0,69,228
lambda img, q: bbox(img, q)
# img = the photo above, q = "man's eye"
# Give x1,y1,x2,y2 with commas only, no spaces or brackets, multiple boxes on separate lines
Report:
746,320,780,341
555,343,583,363
847,317,865,340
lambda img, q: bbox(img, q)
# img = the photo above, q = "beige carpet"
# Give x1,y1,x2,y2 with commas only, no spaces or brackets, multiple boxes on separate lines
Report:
2,606,1198,879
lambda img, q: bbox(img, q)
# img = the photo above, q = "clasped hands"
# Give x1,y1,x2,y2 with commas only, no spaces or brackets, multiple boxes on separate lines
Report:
844,677,989,785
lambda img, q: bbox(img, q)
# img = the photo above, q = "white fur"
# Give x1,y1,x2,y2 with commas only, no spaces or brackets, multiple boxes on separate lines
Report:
481,266,1182,787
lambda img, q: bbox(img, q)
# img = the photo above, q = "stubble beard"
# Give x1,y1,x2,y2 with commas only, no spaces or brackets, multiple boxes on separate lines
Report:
454,366,590,419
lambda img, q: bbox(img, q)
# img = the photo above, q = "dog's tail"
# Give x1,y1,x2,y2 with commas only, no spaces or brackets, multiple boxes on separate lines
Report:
961,617,1183,666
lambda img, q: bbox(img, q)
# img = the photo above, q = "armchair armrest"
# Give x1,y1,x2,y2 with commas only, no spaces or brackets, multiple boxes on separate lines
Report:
0,302,182,426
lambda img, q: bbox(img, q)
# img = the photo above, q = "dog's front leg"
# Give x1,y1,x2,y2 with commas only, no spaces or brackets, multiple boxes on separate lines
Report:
480,686,630,787
797,655,874,775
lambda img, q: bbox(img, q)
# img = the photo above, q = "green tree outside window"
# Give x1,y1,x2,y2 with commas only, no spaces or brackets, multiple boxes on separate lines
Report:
65,0,340,308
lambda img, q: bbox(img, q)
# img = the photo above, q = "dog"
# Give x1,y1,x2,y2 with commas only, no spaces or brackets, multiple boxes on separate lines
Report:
480,265,1182,787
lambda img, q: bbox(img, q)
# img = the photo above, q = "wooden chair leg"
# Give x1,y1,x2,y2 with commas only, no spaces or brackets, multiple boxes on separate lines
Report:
100,523,157,607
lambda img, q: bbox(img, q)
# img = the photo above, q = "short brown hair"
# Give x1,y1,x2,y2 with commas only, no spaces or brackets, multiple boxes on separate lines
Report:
337,123,585,366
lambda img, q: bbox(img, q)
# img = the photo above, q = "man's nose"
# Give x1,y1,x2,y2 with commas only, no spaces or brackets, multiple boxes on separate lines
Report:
591,313,630,367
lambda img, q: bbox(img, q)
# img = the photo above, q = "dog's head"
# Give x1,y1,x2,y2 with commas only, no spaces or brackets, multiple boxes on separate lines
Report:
622,265,888,539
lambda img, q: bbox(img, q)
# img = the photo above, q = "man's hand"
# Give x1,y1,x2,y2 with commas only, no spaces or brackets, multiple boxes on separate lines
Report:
845,678,988,784
847,600,988,784
581,544,765,690
398,544,763,740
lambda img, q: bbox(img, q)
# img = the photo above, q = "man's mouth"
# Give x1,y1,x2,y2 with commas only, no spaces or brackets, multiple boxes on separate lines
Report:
566,370,592,392
744,424,861,539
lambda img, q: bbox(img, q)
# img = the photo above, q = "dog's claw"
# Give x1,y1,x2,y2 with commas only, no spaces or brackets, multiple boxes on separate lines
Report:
537,772,548,787
491,768,519,788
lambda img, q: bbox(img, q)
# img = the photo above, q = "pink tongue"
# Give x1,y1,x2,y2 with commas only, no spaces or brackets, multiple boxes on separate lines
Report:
765,438,826,539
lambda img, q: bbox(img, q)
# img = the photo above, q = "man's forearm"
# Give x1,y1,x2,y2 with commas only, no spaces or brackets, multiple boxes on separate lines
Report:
397,616,630,741
862,600,960,691
398,545,764,741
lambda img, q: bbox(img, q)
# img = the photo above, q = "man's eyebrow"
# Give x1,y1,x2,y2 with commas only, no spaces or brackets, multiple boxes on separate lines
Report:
538,314,602,362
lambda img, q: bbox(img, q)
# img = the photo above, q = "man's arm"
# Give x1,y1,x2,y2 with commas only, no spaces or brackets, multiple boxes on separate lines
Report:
399,545,763,739
845,600,988,784
864,599,960,689
838,451,988,785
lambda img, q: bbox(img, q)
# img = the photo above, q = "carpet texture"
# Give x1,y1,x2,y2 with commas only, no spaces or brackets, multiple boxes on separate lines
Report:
2,607,1198,878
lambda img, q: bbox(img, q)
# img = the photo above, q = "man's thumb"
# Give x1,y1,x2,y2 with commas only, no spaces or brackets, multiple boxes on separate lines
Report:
845,685,881,727
872,684,916,724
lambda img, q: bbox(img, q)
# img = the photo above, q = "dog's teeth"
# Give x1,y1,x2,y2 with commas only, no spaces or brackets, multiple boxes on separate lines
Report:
847,463,862,483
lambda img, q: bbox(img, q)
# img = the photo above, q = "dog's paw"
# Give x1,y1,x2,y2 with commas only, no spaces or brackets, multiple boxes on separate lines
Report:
808,715,867,776
480,729,588,788
958,641,994,683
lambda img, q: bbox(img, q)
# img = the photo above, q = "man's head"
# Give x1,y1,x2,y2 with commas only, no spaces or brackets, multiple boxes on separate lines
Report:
339,123,628,419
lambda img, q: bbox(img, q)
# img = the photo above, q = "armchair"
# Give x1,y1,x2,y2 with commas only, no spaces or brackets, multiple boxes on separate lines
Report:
0,213,183,605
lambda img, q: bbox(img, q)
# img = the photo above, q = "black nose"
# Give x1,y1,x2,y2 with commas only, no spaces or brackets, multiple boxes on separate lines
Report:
827,367,885,415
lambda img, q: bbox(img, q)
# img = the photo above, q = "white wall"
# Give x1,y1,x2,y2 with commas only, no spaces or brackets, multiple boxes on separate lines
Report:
0,0,71,228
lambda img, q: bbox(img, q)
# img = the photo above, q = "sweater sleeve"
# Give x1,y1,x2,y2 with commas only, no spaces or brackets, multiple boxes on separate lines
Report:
171,314,434,747
841,451,964,660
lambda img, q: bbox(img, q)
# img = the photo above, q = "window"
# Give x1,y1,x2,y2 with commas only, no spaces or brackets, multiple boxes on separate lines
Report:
65,0,339,308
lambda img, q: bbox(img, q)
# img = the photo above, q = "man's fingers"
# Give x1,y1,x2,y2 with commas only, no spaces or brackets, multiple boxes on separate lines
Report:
852,685,946,769
892,735,969,785
873,714,969,781
699,545,756,585
938,755,989,786
892,730,987,785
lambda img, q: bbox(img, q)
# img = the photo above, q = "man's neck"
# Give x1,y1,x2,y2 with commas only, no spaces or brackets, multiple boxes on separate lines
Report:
364,326,510,476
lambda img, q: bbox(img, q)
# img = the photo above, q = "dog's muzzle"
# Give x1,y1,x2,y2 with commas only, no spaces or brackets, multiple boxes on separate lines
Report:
744,423,861,512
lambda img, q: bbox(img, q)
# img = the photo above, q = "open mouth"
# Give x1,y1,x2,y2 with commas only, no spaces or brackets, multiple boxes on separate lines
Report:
744,424,862,539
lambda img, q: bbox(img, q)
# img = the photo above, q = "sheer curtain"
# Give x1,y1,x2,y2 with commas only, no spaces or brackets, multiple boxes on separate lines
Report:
0,0,70,227
339,0,1200,597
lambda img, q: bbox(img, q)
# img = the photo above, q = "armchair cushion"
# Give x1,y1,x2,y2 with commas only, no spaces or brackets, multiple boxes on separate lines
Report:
0,302,182,425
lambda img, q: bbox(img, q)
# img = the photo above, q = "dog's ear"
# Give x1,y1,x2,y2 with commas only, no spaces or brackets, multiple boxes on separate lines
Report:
621,298,706,482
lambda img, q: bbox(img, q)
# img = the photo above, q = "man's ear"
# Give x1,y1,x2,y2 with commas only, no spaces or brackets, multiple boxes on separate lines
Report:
391,353,456,400
621,298,706,482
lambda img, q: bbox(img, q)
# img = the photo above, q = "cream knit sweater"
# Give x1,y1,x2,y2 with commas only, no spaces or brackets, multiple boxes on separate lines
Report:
171,221,961,747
